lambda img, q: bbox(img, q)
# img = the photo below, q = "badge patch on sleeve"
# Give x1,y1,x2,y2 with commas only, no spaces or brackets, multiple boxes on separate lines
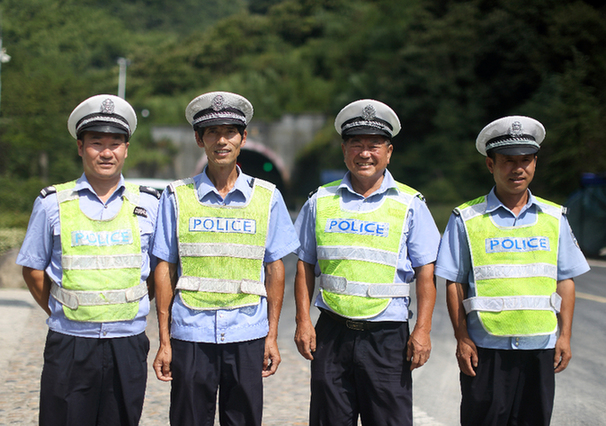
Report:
134,207,148,217
71,230,134,247
189,217,257,234
325,218,389,237
485,236,550,253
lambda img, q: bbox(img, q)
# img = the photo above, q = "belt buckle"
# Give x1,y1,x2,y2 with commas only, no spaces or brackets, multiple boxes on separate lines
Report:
345,319,366,331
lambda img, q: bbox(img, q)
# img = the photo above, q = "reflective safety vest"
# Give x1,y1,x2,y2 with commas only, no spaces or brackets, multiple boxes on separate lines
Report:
456,195,563,336
315,180,419,319
172,177,274,310
52,181,146,322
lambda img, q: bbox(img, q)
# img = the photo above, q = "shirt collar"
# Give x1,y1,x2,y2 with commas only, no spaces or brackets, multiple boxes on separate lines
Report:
485,187,539,215
338,169,397,197
197,166,252,200
75,173,125,197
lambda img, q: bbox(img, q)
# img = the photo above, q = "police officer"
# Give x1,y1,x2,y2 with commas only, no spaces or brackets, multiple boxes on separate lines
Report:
294,99,440,426
16,94,160,426
152,91,299,426
435,116,590,425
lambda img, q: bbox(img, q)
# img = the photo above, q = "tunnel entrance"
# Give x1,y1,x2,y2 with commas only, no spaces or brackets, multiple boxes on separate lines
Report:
193,139,288,197
237,149,285,195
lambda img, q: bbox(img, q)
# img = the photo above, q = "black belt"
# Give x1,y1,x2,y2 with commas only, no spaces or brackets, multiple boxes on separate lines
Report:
320,309,398,331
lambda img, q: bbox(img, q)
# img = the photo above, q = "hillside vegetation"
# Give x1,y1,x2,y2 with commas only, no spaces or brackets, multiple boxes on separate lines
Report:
0,0,604,216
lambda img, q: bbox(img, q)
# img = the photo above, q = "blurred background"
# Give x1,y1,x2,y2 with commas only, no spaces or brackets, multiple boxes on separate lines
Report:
0,0,605,258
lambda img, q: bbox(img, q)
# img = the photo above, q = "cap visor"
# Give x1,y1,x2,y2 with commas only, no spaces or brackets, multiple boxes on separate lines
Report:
194,118,246,130
342,126,391,139
78,124,128,136
488,144,539,156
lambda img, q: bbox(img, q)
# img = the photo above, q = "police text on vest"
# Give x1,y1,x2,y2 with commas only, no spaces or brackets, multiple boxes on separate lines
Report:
485,236,550,253
325,218,389,237
189,217,257,234
71,230,133,247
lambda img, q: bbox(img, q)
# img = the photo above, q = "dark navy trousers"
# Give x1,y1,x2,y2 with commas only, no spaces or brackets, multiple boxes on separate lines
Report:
39,330,149,426
460,347,556,426
169,337,265,426
310,312,413,426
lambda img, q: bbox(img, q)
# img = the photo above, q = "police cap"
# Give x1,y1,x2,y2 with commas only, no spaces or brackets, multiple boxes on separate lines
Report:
334,99,401,140
185,91,253,131
68,95,137,141
476,116,545,156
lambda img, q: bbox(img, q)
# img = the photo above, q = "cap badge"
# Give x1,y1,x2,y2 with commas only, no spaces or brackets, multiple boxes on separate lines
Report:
509,121,523,137
211,95,225,111
100,98,115,114
362,104,376,120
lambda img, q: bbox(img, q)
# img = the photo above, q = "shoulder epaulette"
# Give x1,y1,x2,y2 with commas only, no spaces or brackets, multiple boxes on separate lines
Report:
452,208,461,216
562,206,568,215
308,188,319,198
139,185,161,199
415,193,426,202
39,186,57,198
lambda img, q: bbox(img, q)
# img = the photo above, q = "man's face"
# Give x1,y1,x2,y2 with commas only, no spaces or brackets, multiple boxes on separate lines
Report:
342,135,393,183
77,132,128,183
486,153,537,199
196,125,246,168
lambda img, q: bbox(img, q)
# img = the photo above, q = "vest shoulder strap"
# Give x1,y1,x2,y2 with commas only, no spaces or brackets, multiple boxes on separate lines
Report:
455,195,487,220
169,177,195,193
533,196,565,219
251,177,276,192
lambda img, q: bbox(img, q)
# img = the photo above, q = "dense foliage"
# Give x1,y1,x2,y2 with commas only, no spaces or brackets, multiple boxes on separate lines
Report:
1,0,605,215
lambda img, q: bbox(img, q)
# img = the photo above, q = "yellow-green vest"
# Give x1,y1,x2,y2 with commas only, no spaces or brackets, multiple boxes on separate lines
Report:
456,195,563,336
52,181,146,322
315,180,419,319
172,177,274,310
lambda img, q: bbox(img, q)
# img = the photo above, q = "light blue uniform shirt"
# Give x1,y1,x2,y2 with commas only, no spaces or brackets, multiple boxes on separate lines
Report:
294,170,441,322
435,188,590,350
152,168,300,344
16,174,159,338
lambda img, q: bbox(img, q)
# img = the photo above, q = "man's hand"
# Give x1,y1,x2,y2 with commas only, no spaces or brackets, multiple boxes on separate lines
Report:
294,260,317,361
455,335,478,376
294,317,316,361
554,278,575,373
554,335,572,373
406,328,431,370
263,337,281,377
153,343,173,382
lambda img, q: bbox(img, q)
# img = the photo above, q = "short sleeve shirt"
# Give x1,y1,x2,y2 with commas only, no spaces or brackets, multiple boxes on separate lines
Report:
16,174,159,338
152,168,300,344
294,170,441,322
435,188,590,349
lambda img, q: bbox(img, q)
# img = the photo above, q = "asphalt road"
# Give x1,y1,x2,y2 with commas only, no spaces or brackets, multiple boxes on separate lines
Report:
1,256,604,425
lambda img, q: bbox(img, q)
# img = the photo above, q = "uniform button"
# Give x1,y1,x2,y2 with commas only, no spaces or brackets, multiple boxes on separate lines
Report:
221,337,225,341
103,331,108,336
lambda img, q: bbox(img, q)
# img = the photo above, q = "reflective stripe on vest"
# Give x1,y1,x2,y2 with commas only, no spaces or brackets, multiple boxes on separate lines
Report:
457,195,562,336
173,177,274,310
55,181,144,322
51,280,148,310
315,180,418,319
